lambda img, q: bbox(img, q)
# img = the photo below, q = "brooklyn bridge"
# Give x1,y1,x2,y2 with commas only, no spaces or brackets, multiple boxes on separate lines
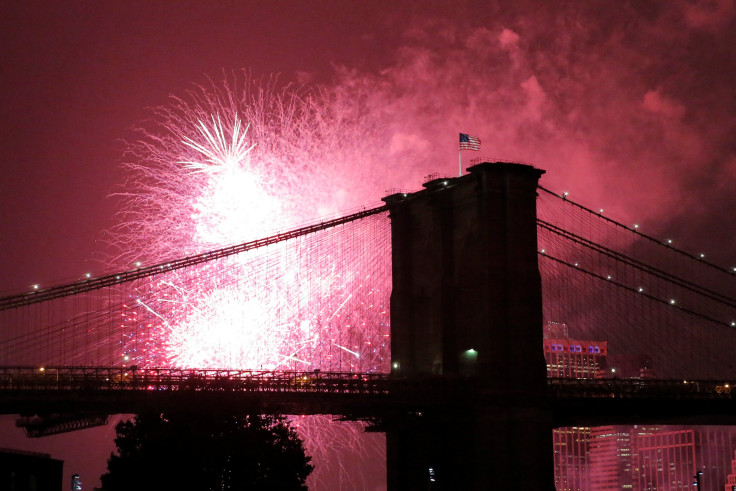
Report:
2,162,735,489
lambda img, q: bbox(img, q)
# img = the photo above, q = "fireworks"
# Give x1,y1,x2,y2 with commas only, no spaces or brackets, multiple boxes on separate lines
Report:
110,75,392,372
292,415,386,489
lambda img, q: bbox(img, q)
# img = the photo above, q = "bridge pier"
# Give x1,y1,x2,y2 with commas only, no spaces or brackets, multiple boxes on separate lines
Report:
383,162,553,489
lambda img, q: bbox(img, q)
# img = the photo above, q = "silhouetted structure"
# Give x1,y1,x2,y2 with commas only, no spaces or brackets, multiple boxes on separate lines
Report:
0,448,63,491
383,162,551,490
99,413,312,491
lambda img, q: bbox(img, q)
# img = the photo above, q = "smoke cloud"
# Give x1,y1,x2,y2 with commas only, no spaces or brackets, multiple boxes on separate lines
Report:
321,0,736,264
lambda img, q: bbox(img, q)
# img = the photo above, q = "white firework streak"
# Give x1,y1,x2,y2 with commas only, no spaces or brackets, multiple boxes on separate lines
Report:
292,414,386,490
180,114,255,174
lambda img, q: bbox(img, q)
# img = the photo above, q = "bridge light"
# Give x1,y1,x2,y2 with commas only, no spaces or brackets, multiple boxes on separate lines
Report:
731,322,735,327
666,239,673,245
638,287,644,293
633,224,639,229
39,367,45,372
670,299,676,305
599,209,604,214
85,273,91,278
606,275,612,280
32,284,39,290
699,253,705,259
562,192,569,199
540,248,546,254
135,261,141,268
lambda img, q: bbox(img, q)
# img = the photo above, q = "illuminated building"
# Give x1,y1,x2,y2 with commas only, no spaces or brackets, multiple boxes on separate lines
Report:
553,426,591,490
633,426,736,490
724,450,736,491
632,428,696,489
544,321,736,489
589,426,633,490
544,338,608,379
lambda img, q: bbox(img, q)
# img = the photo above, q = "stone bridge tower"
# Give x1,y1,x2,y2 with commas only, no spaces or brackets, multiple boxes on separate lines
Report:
382,161,553,489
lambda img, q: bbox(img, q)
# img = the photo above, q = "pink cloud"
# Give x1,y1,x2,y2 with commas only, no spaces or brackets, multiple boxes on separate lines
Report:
642,89,686,119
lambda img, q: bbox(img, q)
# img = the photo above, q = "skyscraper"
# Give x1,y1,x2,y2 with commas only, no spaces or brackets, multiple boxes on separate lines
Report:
554,426,592,491
589,426,633,490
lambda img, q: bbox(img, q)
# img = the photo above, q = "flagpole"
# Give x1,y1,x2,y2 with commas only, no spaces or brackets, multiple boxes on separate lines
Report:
458,148,462,177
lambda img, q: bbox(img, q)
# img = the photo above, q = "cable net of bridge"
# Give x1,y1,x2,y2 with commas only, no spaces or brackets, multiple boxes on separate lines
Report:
0,208,392,373
537,186,736,380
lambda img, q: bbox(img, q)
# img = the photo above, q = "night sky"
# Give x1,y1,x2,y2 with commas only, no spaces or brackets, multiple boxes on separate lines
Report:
1,0,735,488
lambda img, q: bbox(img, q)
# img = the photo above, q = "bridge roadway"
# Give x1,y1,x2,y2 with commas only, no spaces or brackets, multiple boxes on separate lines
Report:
2,367,736,425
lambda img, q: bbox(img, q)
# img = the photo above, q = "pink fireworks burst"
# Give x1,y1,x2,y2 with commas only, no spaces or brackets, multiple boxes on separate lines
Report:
110,75,391,372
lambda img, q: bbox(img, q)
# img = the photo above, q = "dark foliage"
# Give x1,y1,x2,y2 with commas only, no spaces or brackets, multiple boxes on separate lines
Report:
97,413,313,491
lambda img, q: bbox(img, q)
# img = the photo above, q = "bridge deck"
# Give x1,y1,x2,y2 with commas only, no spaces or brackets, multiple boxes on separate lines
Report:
3,367,736,424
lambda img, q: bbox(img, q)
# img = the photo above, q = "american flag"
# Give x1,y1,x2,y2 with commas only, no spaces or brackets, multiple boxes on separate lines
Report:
459,133,481,151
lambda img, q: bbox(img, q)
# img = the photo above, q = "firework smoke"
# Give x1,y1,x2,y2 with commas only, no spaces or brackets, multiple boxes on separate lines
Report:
322,1,736,264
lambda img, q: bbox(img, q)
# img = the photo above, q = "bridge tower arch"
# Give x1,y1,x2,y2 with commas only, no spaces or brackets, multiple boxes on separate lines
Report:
382,161,553,489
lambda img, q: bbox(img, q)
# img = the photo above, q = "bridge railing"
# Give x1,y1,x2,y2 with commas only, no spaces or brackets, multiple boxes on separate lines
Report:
548,377,736,399
4,366,736,401
0,366,393,395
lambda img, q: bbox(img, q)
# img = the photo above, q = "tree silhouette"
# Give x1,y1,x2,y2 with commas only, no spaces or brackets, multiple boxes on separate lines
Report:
97,413,313,491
